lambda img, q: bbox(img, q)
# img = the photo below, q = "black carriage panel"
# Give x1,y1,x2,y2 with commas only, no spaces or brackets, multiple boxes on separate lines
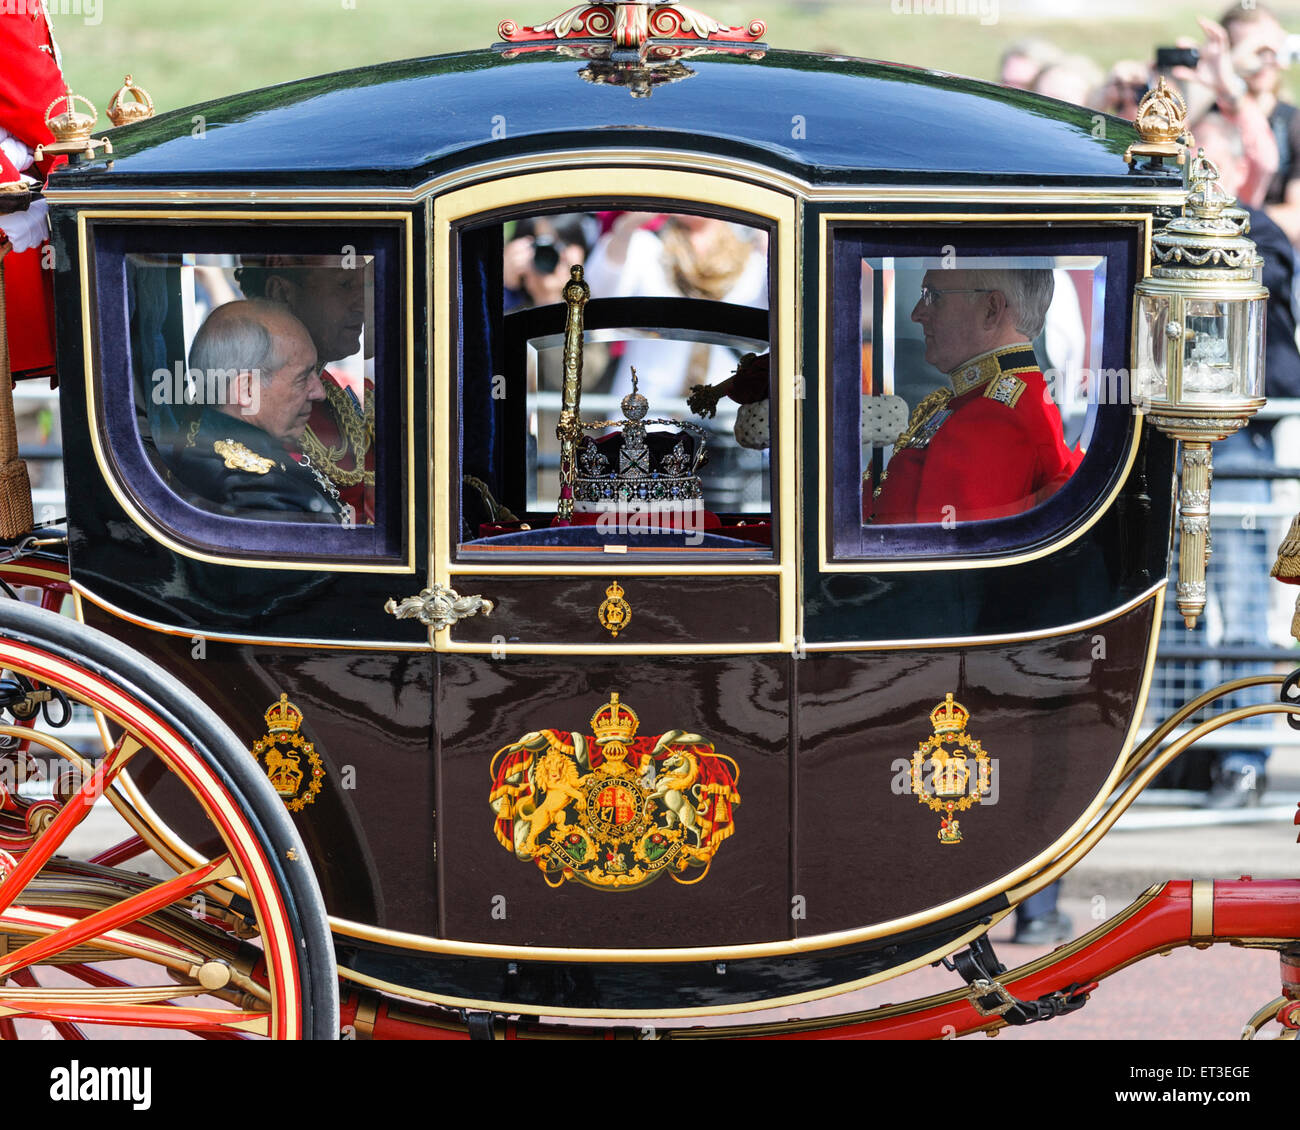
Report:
793,593,1159,937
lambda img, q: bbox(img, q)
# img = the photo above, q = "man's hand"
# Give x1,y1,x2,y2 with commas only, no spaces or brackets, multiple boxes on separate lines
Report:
1173,17,1246,110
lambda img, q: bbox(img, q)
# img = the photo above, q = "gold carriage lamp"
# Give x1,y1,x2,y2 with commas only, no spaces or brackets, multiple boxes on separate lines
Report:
33,87,111,164
106,75,155,128
1133,152,1267,629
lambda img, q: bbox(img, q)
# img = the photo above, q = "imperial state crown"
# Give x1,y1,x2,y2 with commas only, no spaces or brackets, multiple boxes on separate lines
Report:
572,369,708,508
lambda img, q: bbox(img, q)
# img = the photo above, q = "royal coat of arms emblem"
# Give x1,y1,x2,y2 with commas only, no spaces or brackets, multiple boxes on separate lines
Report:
909,693,992,844
248,694,325,813
488,693,740,889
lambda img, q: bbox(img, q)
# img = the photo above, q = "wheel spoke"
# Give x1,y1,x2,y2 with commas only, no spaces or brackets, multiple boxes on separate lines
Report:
0,999,270,1034
60,964,248,1040
0,853,234,979
89,835,147,867
0,982,216,1005
8,969,86,1039
0,733,141,915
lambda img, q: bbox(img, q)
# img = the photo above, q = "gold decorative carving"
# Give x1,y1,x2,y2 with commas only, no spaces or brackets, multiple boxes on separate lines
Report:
908,694,992,844
384,583,494,631
488,692,740,889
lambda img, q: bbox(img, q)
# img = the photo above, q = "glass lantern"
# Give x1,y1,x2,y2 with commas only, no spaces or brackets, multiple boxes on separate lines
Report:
1133,152,1268,627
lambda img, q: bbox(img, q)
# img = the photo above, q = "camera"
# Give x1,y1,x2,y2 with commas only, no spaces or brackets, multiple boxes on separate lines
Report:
532,235,560,275
1155,46,1199,71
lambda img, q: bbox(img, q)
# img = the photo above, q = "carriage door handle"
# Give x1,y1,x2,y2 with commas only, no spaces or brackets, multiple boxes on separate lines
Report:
384,584,494,631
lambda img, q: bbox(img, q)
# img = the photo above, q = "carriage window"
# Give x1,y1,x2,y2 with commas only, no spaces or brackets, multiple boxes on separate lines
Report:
88,222,405,560
457,209,774,556
829,227,1140,560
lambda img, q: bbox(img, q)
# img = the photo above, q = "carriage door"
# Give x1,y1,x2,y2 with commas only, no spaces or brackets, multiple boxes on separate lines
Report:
420,169,801,950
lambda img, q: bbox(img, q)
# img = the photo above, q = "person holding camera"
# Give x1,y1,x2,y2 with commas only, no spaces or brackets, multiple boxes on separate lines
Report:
503,214,594,311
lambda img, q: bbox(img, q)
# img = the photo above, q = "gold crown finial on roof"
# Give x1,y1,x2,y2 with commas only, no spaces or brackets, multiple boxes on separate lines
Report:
35,87,112,162
107,75,155,127
1124,77,1190,167
46,87,97,143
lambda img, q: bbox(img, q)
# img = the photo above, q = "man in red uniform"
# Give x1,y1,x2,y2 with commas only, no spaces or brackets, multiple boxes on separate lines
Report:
0,3,68,380
234,255,374,524
871,268,1081,525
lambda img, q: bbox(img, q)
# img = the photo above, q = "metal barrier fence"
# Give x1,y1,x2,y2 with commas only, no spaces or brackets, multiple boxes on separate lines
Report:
1140,402,1300,769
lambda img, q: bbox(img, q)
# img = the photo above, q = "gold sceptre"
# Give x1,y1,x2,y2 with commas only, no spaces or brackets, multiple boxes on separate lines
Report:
555,263,590,523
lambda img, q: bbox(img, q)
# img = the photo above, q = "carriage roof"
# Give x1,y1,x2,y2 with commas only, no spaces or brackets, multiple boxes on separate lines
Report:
49,48,1175,191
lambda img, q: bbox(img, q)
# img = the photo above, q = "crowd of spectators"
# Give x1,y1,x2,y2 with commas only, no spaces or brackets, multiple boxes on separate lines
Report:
1002,5,1300,815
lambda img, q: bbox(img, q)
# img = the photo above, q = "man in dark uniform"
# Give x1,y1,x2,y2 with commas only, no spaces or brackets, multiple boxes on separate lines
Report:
165,300,343,521
872,268,1081,525
234,255,373,524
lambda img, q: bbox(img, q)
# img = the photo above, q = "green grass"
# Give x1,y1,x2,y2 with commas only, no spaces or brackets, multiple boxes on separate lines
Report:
46,0,1300,116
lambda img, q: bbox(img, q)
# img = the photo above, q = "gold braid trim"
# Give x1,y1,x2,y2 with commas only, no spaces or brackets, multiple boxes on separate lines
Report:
1271,513,1300,580
300,379,374,488
892,387,953,451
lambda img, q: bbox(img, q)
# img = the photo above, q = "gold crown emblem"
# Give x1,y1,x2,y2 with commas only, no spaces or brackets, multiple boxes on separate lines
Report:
107,75,155,128
591,692,639,746
45,88,98,143
929,693,969,735
264,693,304,734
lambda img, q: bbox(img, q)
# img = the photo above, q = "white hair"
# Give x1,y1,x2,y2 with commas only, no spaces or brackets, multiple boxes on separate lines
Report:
188,299,291,392
965,269,1055,339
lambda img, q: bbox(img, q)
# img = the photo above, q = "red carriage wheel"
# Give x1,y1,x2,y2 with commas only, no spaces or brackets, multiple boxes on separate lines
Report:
0,599,337,1039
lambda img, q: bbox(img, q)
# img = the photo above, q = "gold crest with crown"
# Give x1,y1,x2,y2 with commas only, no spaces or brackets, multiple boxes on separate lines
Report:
908,693,992,845
489,691,740,890
248,694,325,812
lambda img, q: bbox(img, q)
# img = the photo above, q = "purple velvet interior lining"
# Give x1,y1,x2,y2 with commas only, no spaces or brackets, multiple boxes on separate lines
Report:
827,224,1139,560
88,221,407,561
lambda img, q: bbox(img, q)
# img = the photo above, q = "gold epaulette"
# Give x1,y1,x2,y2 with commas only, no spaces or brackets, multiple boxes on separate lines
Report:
214,439,274,475
982,374,1027,409
893,387,953,451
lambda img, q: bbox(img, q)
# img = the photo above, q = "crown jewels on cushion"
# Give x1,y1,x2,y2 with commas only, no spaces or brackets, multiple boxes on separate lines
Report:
572,368,708,506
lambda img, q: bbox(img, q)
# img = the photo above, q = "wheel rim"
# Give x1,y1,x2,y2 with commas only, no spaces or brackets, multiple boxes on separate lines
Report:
0,628,333,1039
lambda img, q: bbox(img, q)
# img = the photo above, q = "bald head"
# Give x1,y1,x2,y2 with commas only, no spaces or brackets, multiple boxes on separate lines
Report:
189,299,322,447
